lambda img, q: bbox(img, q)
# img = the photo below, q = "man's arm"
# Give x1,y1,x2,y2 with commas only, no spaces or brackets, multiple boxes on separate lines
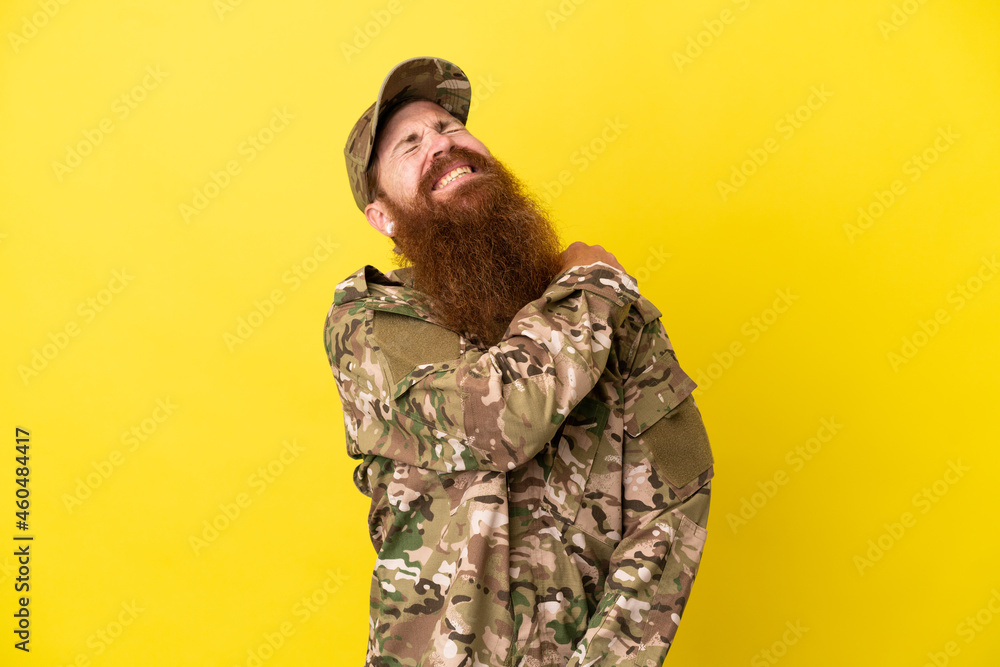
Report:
325,261,640,473
567,317,714,667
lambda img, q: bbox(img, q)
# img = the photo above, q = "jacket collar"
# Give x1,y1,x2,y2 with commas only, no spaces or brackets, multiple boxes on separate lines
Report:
333,264,442,325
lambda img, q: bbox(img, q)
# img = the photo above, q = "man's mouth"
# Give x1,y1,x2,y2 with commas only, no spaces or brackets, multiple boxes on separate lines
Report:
432,164,477,191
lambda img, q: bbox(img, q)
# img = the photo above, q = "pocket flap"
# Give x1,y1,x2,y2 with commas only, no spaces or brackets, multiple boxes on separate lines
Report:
622,348,696,437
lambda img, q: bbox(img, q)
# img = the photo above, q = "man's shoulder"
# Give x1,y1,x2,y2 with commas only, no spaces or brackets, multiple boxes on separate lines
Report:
619,290,698,436
614,292,664,358
330,265,370,307
323,265,435,363
630,293,663,326
324,265,391,366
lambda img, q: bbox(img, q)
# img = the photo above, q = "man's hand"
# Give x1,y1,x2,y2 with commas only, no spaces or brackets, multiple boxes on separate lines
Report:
559,241,627,275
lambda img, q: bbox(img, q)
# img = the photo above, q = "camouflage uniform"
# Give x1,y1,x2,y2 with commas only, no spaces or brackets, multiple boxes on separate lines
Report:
323,260,715,666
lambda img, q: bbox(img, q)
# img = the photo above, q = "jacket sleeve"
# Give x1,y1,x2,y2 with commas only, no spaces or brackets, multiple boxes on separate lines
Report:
324,262,641,473
567,317,715,667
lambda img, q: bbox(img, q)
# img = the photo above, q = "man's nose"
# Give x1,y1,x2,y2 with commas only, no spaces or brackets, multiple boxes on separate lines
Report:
428,131,456,160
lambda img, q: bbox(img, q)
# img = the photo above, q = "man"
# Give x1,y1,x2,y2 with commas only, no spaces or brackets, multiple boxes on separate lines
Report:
324,56,715,666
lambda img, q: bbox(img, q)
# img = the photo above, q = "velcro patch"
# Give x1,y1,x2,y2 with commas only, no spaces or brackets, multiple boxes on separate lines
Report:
639,395,714,490
371,310,461,384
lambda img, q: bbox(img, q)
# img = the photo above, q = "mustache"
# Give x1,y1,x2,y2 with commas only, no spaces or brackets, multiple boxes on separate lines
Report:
417,147,494,197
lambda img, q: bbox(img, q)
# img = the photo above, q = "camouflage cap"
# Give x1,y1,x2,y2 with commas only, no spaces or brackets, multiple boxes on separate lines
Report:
344,56,473,212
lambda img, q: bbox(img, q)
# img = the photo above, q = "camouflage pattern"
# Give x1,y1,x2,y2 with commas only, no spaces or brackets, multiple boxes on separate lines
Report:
345,56,473,212
323,261,715,666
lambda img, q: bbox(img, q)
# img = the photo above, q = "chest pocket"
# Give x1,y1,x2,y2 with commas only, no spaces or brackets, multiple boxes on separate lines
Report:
540,394,611,525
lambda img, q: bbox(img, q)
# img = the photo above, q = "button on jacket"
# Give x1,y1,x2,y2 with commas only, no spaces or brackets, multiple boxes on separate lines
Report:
323,261,715,666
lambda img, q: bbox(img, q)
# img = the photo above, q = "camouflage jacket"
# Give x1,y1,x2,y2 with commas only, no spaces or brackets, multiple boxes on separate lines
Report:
323,261,715,667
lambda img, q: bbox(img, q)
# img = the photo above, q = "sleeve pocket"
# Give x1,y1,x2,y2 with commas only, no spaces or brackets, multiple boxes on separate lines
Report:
632,396,714,496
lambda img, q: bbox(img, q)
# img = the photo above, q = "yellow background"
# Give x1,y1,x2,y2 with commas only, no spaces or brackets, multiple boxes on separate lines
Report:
2,0,999,665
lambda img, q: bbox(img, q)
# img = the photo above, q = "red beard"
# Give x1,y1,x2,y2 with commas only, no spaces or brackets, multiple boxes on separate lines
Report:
381,146,564,347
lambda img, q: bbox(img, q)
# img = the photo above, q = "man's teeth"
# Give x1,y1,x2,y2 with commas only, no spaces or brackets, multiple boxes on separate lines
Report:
435,166,473,190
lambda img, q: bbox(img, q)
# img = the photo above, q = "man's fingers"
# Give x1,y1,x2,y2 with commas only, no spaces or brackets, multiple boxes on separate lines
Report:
559,242,626,274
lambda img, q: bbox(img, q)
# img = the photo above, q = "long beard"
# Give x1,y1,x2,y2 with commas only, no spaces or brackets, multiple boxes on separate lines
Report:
381,146,564,347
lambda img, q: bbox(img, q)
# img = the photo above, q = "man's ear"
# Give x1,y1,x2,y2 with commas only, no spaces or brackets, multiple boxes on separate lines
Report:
364,200,392,237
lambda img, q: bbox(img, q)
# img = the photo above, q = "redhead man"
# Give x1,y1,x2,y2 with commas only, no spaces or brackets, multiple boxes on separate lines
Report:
325,56,715,666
